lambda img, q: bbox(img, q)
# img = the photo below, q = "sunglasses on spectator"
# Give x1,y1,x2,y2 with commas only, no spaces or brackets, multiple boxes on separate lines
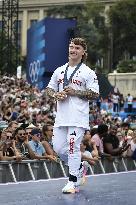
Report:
7,135,13,139
18,133,25,136
35,133,41,137
117,135,122,137
26,132,31,135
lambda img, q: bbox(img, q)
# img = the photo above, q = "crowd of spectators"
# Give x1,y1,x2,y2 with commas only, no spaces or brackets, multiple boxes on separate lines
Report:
0,75,136,172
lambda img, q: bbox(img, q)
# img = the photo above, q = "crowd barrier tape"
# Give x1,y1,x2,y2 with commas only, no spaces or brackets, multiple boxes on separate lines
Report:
0,157,136,183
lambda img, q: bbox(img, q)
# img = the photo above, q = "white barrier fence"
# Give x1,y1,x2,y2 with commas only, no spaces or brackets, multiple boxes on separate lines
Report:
0,157,136,183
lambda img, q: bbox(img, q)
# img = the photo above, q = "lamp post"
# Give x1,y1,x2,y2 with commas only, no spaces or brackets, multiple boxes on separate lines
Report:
113,70,117,90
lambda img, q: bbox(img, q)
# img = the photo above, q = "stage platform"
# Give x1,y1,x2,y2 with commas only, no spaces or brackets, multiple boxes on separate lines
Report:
0,171,136,205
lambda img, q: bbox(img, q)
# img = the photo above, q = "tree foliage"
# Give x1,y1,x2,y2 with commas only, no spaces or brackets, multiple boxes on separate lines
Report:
0,31,5,74
108,0,136,68
84,3,110,68
46,3,110,70
0,30,20,74
47,0,136,73
117,60,136,73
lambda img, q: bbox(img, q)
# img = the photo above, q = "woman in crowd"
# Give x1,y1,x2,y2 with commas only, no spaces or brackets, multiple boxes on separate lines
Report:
122,130,136,158
42,123,58,157
83,129,99,159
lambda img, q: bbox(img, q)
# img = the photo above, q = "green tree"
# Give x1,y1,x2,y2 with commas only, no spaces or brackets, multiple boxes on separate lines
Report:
46,3,110,73
117,60,136,73
0,30,20,75
84,3,110,72
108,0,136,69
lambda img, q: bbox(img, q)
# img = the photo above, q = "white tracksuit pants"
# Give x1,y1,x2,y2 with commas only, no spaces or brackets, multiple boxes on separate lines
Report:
53,126,85,177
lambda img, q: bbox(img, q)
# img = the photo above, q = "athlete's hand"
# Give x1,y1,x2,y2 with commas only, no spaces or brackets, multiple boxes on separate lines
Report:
54,91,67,101
64,86,75,96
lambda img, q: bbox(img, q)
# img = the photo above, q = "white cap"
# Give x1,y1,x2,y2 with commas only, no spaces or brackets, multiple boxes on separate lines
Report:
26,123,36,129
93,125,98,128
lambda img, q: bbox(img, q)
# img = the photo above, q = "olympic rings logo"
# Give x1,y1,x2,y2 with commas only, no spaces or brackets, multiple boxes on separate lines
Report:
29,60,40,83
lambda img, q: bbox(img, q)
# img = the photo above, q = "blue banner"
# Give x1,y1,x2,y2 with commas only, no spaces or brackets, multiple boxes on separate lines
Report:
27,17,77,90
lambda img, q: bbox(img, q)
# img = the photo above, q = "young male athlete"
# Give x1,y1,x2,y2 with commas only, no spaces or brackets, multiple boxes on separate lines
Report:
46,37,99,193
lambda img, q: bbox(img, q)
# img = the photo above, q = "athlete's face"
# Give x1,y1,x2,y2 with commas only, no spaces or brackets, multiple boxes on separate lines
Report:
69,42,85,62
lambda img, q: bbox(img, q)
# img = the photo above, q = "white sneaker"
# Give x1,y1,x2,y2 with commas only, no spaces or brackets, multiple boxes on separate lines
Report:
75,175,86,187
75,162,87,187
62,181,79,194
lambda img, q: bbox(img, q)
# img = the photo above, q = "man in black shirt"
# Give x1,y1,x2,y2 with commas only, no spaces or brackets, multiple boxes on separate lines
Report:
103,125,128,156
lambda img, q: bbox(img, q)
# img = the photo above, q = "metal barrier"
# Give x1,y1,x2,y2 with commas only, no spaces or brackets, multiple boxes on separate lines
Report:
0,157,136,183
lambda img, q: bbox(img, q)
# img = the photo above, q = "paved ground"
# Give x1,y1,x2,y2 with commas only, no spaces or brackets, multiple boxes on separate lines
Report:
0,171,136,205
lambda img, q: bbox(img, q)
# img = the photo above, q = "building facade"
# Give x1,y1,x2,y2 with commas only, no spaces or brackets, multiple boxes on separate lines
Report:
0,0,119,56
108,73,136,98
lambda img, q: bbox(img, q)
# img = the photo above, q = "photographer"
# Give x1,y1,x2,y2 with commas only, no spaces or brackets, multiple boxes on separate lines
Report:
0,130,22,161
2,108,12,123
